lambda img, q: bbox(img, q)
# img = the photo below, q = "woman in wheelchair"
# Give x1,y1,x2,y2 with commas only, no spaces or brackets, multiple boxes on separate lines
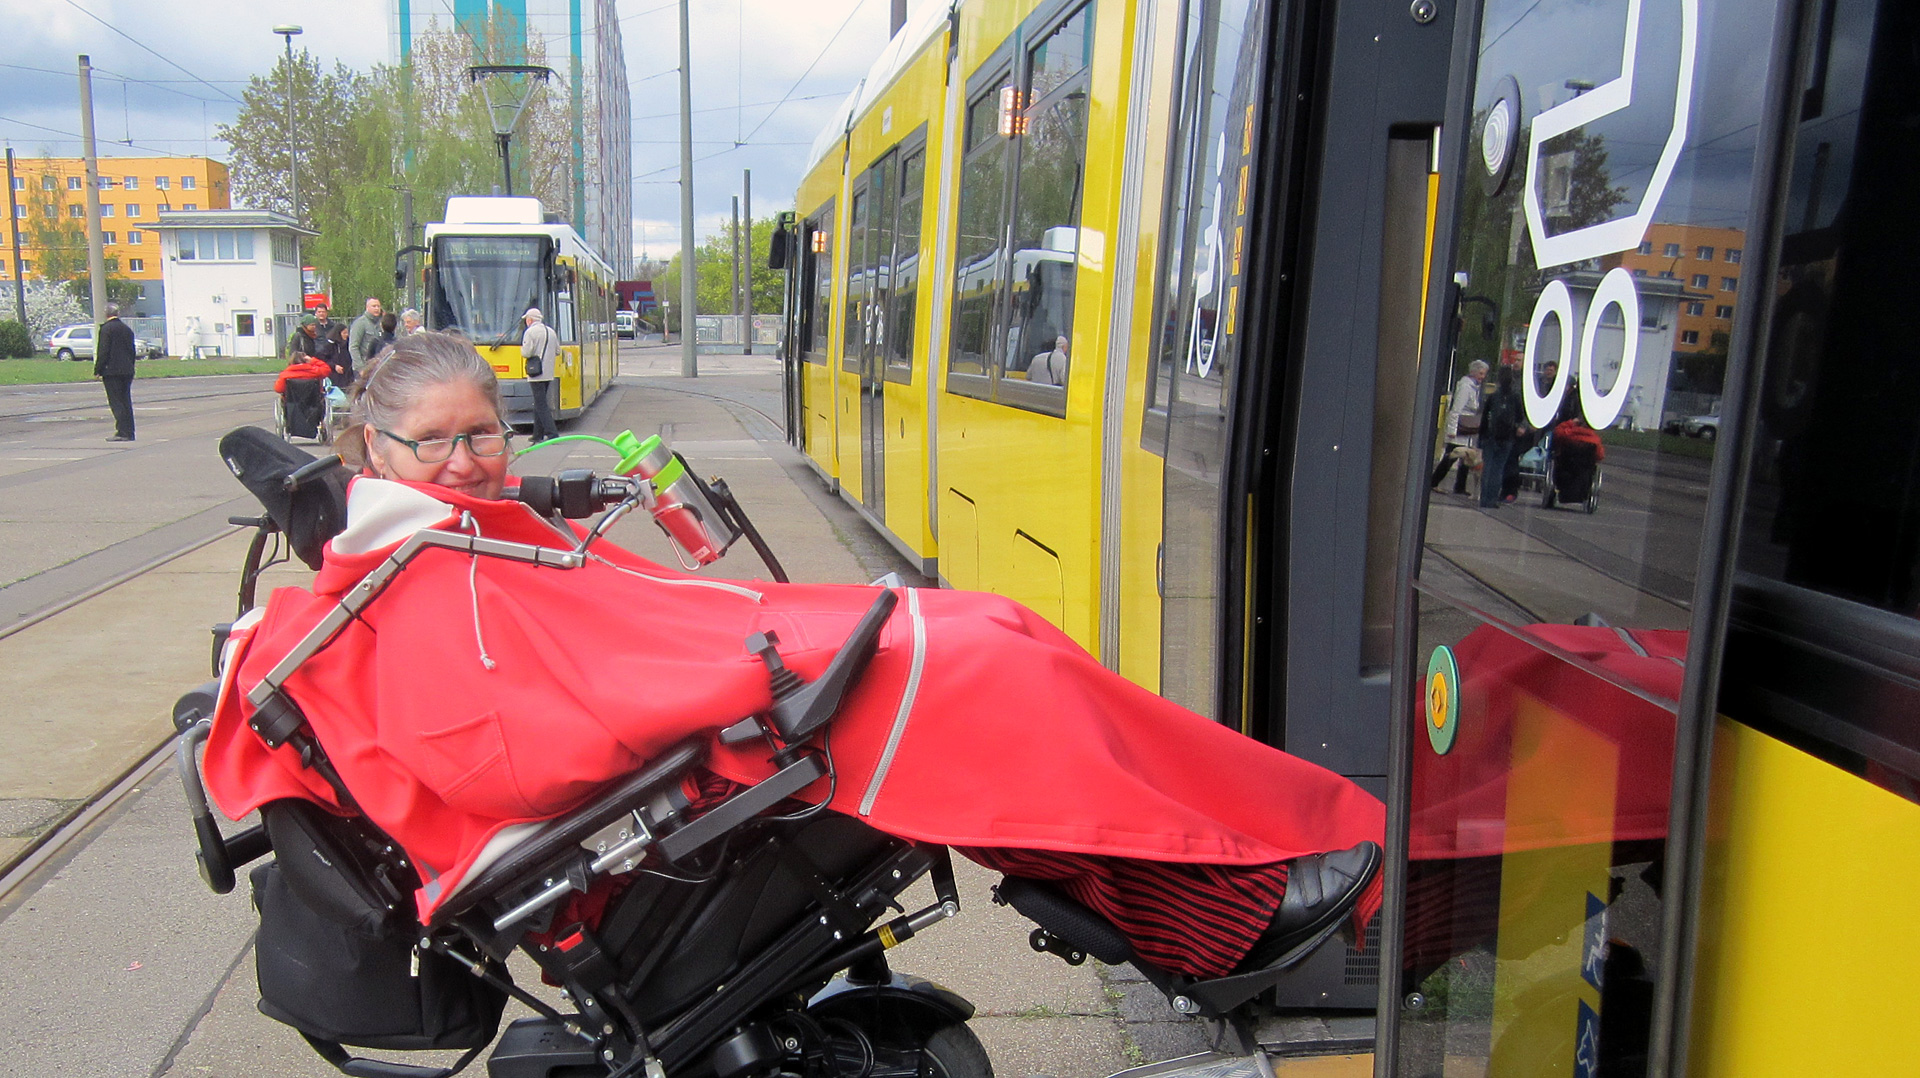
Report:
206,333,1383,988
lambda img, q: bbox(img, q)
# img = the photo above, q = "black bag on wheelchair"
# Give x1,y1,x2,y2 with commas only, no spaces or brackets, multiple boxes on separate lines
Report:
249,800,507,1059
282,377,327,440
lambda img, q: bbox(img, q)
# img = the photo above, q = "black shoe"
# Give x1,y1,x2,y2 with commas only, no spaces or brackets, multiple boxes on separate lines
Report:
1236,841,1381,973
106,434,134,442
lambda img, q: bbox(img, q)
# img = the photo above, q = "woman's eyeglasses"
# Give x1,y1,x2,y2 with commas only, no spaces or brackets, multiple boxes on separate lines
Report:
377,428,511,463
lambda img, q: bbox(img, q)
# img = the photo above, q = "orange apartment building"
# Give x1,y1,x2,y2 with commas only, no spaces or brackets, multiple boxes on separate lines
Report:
1,156,231,319
1612,222,1745,354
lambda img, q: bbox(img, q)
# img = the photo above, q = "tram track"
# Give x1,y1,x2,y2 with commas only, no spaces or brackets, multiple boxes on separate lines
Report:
0,377,274,425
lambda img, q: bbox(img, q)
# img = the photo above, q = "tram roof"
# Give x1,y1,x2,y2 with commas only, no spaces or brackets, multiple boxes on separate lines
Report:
803,0,951,175
424,197,613,275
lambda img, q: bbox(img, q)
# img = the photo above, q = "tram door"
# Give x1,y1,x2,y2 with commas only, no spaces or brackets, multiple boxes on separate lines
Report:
1385,0,1785,1073
858,151,899,518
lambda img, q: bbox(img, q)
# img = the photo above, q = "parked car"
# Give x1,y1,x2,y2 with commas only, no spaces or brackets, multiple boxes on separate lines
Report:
1681,412,1720,441
43,323,163,360
615,310,638,339
47,324,95,361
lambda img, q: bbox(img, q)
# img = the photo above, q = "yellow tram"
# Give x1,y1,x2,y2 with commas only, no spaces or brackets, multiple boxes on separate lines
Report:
782,0,1920,1072
422,196,617,429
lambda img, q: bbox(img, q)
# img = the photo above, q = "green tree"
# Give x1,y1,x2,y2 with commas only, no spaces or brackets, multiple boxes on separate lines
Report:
217,52,370,223
656,217,785,321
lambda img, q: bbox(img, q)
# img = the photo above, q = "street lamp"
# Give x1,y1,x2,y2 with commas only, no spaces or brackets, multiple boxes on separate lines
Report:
272,26,302,225
467,64,553,197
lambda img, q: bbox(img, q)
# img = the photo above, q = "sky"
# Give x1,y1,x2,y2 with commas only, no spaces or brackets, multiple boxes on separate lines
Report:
0,0,905,262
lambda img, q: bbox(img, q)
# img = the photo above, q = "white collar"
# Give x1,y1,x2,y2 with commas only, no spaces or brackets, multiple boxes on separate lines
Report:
332,478,458,555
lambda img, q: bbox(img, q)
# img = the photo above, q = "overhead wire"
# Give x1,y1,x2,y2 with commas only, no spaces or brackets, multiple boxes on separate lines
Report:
738,0,872,146
57,0,244,105
0,116,202,158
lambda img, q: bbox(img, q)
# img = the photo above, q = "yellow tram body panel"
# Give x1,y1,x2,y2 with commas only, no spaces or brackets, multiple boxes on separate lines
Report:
845,28,948,558
794,0,1180,661
1688,718,1920,1076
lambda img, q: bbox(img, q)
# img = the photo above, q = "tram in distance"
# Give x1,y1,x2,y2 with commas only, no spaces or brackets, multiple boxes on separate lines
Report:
414,196,618,430
772,0,1920,1072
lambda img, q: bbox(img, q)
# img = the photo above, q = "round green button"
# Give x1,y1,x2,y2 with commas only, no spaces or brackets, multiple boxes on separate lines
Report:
1425,645,1460,755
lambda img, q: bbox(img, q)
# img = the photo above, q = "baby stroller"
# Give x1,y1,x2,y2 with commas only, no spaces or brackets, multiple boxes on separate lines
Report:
1540,424,1603,513
275,376,343,445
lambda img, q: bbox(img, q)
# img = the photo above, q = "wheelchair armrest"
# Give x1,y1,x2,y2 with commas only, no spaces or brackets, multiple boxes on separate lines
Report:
434,738,705,922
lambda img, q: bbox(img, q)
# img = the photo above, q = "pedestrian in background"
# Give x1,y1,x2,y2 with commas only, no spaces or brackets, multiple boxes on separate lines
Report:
345,298,383,388
520,307,560,442
400,308,424,335
1479,365,1523,508
379,311,398,350
1431,359,1487,494
95,303,138,442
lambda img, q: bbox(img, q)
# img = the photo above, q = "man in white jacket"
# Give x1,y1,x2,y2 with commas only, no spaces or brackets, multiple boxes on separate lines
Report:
520,307,561,442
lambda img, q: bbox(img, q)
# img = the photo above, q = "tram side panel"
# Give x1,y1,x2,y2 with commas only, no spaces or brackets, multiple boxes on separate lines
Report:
931,0,1121,645
844,37,947,565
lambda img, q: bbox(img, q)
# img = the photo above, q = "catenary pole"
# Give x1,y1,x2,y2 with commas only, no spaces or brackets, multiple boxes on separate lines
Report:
274,27,303,278
731,194,741,334
677,0,697,377
77,56,107,334
4,148,26,328
742,168,752,355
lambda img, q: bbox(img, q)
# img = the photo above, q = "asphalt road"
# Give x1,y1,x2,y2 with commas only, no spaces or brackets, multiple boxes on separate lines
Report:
0,372,280,632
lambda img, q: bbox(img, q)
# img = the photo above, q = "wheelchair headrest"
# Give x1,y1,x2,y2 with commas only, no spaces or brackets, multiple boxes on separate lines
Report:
219,426,350,570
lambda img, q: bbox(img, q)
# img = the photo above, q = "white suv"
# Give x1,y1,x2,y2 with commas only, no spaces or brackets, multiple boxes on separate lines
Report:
47,324,95,361
45,323,162,360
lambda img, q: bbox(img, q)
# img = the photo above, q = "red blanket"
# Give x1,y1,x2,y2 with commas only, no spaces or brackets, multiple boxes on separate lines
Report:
205,479,1385,921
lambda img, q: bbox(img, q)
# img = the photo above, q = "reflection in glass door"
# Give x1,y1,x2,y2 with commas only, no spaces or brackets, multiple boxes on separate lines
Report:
1395,0,1778,1073
1147,0,1268,722
860,151,898,518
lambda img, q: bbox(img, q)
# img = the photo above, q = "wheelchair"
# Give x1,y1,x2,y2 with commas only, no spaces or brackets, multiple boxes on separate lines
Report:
274,377,343,445
174,428,1350,1078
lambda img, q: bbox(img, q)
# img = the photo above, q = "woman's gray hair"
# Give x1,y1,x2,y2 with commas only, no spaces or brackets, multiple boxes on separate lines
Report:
1467,360,1490,375
339,331,502,468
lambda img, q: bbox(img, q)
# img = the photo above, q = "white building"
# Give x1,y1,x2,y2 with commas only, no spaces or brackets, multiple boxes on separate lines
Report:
152,210,314,358
1550,271,1699,432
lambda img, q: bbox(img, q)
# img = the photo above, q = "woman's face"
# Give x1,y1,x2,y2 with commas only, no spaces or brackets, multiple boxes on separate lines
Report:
362,380,510,500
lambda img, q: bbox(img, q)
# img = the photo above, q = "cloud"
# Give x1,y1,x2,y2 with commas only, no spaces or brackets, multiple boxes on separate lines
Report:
2,0,915,264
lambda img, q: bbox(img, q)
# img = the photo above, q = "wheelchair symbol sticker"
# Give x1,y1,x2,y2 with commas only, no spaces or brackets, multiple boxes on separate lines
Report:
1425,646,1460,755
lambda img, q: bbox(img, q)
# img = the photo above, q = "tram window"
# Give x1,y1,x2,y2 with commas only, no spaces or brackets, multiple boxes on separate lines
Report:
1001,5,1091,412
843,187,869,372
1724,0,1920,797
886,145,926,384
555,288,576,344
948,82,1012,397
804,203,834,364
430,236,549,342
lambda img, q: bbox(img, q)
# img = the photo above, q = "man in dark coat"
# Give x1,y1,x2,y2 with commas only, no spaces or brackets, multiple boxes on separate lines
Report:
95,303,138,442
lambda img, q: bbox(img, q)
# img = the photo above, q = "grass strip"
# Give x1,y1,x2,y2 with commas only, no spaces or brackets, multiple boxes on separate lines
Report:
0,357,283,385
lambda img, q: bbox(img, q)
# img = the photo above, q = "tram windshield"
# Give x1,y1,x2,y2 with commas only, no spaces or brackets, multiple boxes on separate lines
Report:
430,235,551,343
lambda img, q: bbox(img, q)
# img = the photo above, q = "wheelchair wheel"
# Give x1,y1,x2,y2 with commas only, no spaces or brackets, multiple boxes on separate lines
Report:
1585,470,1601,514
921,1025,993,1078
1540,484,1556,509
272,395,289,441
820,1019,992,1078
